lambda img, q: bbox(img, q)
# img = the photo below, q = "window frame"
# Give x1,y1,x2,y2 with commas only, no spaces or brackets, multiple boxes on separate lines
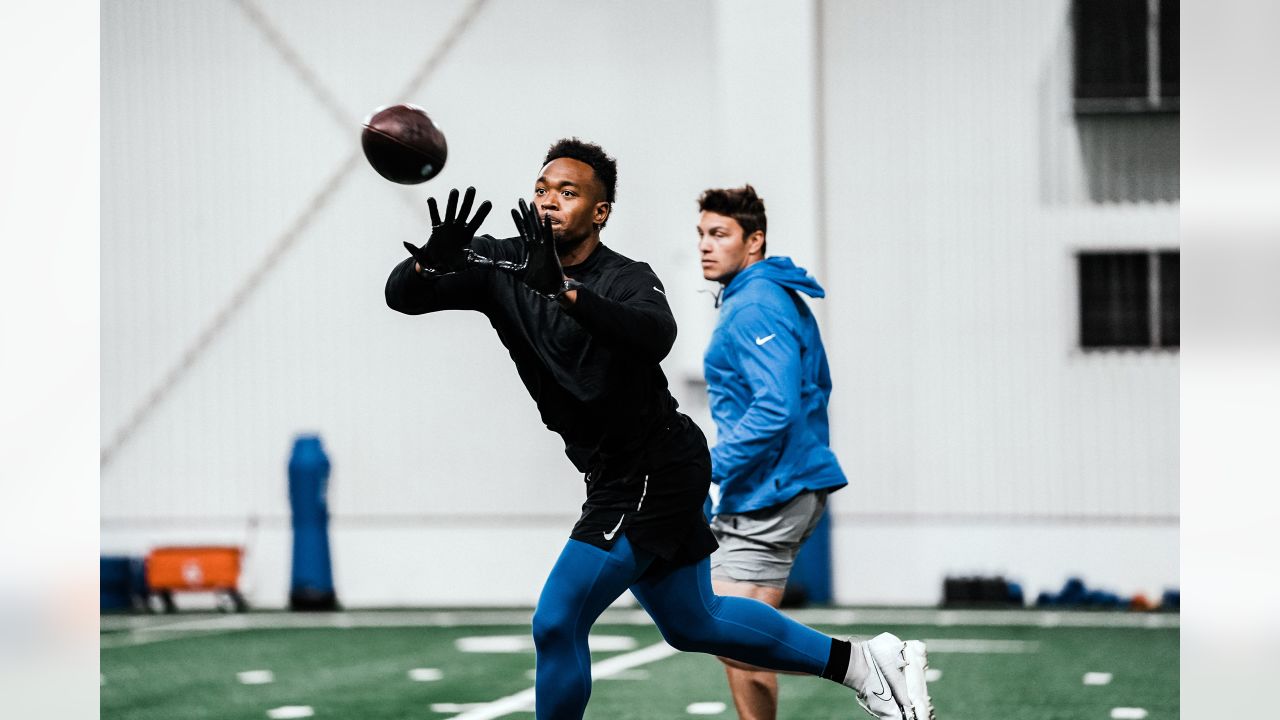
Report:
1073,0,1179,115
1075,248,1180,352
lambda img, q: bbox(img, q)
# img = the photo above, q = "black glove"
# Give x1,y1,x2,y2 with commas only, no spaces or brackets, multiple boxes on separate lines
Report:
510,198,565,299
403,186,491,275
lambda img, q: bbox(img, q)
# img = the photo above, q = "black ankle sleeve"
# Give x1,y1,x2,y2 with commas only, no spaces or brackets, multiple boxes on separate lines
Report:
821,638,851,682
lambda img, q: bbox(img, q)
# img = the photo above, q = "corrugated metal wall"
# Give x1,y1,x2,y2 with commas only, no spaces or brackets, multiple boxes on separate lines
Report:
820,0,1177,523
100,0,721,524
101,0,1177,603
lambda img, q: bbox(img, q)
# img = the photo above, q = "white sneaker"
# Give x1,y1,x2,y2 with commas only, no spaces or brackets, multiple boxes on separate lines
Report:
844,632,914,719
903,640,936,720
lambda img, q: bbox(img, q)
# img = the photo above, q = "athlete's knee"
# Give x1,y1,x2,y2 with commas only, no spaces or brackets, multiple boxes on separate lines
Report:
655,618,720,654
531,602,574,649
644,599,724,653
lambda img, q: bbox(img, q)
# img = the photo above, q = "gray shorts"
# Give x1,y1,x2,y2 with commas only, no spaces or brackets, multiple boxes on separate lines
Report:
709,490,829,589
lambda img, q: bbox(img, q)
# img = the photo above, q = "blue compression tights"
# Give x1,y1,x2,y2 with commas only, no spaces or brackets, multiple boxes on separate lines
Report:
532,535,832,719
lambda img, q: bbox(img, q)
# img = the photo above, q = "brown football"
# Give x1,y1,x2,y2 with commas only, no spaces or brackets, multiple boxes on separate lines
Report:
361,104,448,184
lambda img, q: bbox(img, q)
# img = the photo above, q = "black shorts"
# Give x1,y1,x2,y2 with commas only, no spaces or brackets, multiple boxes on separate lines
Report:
570,413,719,565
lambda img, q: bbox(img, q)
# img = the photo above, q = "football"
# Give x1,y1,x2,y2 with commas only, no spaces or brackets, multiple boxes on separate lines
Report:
361,104,448,184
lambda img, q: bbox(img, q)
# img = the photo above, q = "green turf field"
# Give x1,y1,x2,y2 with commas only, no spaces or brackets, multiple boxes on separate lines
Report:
101,608,1178,719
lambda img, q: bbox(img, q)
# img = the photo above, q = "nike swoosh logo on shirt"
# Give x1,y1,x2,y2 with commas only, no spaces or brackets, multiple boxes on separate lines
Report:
755,333,777,346
603,514,625,541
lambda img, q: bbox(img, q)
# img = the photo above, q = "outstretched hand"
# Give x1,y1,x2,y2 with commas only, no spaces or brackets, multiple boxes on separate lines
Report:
403,186,491,275
510,198,565,299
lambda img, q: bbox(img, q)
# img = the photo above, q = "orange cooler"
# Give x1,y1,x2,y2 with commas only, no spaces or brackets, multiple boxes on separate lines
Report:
145,546,247,611
147,546,242,590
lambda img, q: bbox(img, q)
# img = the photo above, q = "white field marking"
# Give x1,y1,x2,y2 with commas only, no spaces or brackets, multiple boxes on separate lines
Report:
530,665,656,681
1084,671,1113,686
794,608,1181,630
100,627,245,650
455,634,636,653
925,668,942,682
408,667,443,681
456,636,529,653
1111,709,1148,719
99,607,1178,646
433,704,488,713
265,707,313,719
686,701,727,715
602,668,650,681
588,635,637,651
237,669,274,685
919,639,1038,654
445,641,678,720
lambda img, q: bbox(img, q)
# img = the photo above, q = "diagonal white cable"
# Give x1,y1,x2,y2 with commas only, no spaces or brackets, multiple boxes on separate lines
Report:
229,0,360,128
101,0,491,468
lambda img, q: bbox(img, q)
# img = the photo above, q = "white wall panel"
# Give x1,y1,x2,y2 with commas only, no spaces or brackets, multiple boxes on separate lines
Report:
820,0,1178,525
102,0,718,523
102,0,1178,605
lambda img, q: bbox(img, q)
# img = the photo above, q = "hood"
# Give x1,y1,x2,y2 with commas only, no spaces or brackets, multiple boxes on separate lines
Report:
722,256,825,302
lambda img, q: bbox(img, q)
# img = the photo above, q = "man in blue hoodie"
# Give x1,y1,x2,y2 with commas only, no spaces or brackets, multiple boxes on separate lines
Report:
697,185,934,720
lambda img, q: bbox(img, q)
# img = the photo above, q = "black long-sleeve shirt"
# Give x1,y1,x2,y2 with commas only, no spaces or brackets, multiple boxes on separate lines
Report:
386,236,717,561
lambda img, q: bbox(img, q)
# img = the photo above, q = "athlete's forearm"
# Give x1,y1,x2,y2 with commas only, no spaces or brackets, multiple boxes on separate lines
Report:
384,256,484,314
562,287,676,363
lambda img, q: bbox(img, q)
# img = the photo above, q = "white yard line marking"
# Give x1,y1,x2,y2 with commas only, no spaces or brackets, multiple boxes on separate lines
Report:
100,627,244,649
1084,671,1113,685
920,638,1039,654
409,668,443,681
266,707,313,719
237,669,274,685
520,666,650,681
191,607,1128,631
686,701,727,714
445,641,678,720
432,703,488,713
439,683,535,718
1110,709,1148,719
456,636,531,653
455,634,636,653
602,668,649,681
101,607,1179,650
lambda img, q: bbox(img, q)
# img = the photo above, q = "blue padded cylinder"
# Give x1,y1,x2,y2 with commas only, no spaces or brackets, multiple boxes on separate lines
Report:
288,434,337,610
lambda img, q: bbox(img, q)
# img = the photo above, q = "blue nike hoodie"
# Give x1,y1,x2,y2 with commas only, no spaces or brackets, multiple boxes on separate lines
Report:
704,257,847,514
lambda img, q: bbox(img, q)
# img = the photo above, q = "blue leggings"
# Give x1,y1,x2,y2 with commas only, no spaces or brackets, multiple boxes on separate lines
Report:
531,535,832,719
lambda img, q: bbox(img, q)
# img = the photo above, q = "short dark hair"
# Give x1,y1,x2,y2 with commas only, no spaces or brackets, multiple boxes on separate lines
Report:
698,184,767,255
544,137,617,203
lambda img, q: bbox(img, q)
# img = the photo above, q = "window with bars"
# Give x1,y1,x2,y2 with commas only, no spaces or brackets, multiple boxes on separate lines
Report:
1073,0,1179,114
1077,250,1179,349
